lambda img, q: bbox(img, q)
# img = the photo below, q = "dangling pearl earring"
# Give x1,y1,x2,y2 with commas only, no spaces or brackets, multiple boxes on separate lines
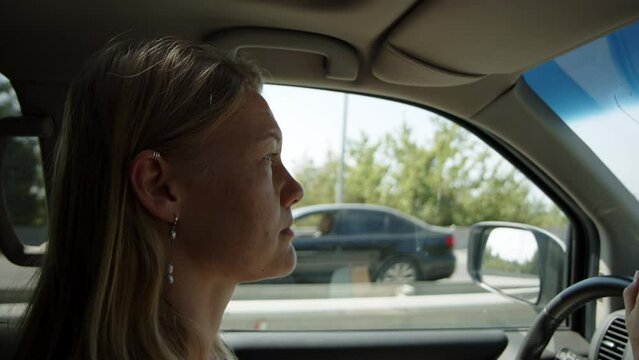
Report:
166,215,178,284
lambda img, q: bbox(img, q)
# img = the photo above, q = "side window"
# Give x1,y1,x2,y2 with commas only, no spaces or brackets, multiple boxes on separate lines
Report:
225,85,569,331
0,73,45,297
292,212,336,236
336,210,386,235
388,215,416,234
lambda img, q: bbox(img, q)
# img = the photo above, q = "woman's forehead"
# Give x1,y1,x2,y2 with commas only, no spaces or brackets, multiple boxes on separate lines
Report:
237,92,282,140
209,91,282,146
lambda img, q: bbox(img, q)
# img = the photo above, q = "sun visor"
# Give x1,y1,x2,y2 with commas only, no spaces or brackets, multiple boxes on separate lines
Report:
373,0,639,86
372,43,482,87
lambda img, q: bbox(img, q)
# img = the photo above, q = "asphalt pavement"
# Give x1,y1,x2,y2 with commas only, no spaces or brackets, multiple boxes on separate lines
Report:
0,248,540,331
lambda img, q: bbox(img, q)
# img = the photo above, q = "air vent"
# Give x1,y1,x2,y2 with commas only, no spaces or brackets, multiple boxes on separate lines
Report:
597,317,628,360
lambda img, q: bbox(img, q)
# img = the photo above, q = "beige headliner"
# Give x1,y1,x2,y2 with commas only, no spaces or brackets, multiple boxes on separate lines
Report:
2,0,639,119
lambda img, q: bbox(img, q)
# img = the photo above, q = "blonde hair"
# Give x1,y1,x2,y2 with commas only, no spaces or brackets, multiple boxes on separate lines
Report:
15,38,262,360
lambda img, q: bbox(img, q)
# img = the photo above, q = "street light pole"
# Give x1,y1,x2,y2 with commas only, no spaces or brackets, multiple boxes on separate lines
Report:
336,93,348,203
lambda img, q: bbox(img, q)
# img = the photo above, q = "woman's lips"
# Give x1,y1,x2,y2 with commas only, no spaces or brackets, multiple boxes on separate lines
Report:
280,228,294,237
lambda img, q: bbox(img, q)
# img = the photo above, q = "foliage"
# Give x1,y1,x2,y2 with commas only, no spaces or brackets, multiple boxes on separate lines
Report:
482,244,539,275
293,153,339,207
293,118,567,228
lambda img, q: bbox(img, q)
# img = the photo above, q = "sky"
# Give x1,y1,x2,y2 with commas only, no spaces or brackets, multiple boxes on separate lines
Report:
522,23,639,201
567,108,639,199
486,227,538,264
261,84,440,172
264,81,639,203
559,37,639,199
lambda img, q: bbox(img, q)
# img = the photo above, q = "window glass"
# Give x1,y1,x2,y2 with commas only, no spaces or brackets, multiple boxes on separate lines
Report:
224,84,570,331
292,212,335,236
388,215,416,234
524,21,639,201
336,210,386,235
0,73,43,302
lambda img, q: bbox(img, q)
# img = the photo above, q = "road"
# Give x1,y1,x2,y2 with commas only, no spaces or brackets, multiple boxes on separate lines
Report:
0,249,540,330
450,248,468,281
223,249,539,330
223,289,538,330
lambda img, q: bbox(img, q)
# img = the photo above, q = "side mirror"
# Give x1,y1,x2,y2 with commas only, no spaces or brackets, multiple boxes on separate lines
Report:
467,221,566,309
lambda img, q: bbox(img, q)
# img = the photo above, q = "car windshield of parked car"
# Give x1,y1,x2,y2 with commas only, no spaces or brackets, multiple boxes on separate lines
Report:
524,21,639,201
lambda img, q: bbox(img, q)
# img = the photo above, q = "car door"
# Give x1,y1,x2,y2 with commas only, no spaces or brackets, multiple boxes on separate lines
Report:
332,209,390,279
291,210,344,282
386,214,419,253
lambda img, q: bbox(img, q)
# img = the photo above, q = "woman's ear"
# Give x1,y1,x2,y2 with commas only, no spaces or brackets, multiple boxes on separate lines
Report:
129,150,180,223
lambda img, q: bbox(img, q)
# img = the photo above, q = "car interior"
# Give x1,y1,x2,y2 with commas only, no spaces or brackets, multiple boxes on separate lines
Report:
1,1,639,359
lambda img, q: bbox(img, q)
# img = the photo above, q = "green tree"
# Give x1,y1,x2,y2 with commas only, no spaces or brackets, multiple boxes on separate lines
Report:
292,118,566,228
293,153,339,208
483,244,540,275
343,134,389,204
384,121,477,225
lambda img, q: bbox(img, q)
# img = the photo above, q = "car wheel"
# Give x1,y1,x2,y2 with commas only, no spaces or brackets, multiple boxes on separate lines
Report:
376,258,419,283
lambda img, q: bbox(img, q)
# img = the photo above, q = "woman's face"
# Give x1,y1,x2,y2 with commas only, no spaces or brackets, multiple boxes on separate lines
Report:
175,90,303,283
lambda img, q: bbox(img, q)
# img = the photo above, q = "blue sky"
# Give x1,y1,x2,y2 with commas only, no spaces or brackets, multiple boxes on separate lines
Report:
523,23,639,200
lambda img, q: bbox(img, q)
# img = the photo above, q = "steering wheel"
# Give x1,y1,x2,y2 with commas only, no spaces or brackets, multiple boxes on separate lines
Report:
517,275,631,360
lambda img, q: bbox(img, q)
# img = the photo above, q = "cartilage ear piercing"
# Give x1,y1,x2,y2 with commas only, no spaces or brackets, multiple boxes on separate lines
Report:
151,151,161,161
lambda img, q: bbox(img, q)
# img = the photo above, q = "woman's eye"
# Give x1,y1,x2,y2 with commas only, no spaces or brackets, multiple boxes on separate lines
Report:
264,153,280,162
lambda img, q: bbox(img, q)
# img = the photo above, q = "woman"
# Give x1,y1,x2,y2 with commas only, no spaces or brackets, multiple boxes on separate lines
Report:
14,38,303,360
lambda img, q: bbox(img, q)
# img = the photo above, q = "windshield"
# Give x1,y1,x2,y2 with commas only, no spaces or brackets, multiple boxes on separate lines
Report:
524,22,639,201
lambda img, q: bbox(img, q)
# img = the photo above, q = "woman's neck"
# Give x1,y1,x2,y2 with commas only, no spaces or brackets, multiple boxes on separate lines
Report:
163,254,236,359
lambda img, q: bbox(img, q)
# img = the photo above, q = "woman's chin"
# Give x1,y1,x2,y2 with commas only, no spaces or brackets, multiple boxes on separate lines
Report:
281,244,297,275
245,244,297,283
270,244,297,278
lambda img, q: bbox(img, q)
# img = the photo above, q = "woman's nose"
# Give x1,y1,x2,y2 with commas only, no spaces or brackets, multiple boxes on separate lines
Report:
282,169,304,207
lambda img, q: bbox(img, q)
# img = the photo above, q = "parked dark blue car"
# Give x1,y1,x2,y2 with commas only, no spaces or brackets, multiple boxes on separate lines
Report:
289,204,456,283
